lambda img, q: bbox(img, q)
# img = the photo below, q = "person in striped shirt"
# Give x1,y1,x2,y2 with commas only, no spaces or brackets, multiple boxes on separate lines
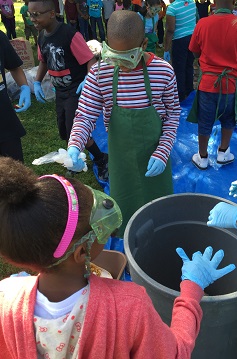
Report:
67,10,181,235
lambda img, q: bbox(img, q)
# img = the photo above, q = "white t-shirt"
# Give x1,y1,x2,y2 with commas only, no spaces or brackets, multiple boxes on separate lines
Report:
34,284,90,359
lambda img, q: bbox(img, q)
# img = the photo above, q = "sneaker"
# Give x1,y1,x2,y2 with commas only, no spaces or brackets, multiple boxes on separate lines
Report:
192,153,208,170
217,147,234,165
158,43,163,48
94,153,109,181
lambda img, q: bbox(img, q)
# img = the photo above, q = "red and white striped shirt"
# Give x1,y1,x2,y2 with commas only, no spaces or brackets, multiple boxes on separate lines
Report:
69,53,181,165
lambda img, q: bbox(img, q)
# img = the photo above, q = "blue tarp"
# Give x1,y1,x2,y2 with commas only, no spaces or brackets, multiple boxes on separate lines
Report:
91,90,237,269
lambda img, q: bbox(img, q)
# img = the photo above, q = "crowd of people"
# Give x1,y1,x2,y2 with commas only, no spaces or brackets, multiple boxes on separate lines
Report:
0,0,237,357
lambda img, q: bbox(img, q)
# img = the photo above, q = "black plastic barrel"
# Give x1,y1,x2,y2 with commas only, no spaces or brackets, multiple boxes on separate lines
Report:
124,193,237,359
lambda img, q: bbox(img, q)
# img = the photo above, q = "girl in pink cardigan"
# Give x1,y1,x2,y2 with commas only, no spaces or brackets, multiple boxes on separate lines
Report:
0,157,234,359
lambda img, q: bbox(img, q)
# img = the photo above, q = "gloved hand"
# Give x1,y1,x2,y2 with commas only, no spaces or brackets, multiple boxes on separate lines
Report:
15,85,31,112
34,81,46,103
145,157,165,177
229,180,237,197
207,202,237,228
67,146,85,172
176,246,235,290
76,75,87,95
10,271,31,277
164,51,171,62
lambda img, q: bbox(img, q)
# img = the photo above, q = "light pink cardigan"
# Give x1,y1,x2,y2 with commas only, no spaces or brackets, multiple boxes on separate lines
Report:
0,274,203,359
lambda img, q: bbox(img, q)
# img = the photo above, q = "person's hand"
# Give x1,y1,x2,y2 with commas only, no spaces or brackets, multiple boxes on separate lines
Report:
176,246,235,290
145,157,165,177
76,76,87,95
33,81,46,103
10,271,31,277
229,180,237,197
67,146,85,172
207,202,237,228
15,85,31,112
164,51,170,62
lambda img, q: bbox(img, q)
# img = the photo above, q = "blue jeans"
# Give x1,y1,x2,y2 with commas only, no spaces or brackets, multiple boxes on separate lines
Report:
198,91,236,136
78,17,89,41
172,35,194,102
90,16,105,42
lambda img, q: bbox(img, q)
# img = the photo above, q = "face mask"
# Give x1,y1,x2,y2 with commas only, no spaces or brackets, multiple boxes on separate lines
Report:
101,41,144,69
148,6,161,16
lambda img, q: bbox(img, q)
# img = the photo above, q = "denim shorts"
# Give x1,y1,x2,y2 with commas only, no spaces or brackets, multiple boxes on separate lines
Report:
198,90,236,136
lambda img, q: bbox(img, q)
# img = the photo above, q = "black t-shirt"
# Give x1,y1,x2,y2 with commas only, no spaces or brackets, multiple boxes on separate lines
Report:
196,0,210,18
0,30,26,142
38,23,88,93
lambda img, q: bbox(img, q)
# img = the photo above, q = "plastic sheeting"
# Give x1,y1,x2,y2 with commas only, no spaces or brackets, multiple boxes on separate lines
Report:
92,90,237,200
91,91,237,272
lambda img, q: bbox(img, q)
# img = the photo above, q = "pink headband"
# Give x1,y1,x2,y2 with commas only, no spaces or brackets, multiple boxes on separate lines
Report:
39,175,79,258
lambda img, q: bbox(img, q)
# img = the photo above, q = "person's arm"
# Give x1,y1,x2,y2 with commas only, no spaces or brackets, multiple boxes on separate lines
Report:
189,25,201,58
149,68,180,167
76,2,84,17
22,13,29,27
35,61,48,82
131,247,234,359
10,67,28,87
164,15,175,52
68,67,103,151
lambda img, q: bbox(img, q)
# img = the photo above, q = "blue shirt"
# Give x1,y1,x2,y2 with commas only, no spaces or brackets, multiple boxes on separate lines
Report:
87,0,103,17
138,13,159,34
166,0,196,40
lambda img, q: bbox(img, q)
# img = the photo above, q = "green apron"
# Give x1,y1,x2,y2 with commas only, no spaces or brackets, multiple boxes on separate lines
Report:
144,17,158,54
187,69,237,124
108,58,173,236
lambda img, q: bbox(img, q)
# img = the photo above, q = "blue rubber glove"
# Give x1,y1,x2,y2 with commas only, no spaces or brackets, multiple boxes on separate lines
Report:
67,146,85,172
176,246,235,290
229,180,237,198
76,76,87,95
145,158,165,177
164,51,170,62
207,202,237,228
10,271,31,277
34,81,46,103
15,85,31,112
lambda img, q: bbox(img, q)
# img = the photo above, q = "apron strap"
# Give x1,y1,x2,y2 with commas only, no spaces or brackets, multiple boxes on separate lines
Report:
112,57,153,105
200,68,237,121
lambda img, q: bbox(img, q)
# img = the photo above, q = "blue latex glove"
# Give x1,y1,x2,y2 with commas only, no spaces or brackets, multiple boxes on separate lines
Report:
229,180,237,197
145,158,165,177
15,85,31,112
76,76,87,95
207,202,237,228
34,81,46,103
67,146,85,172
176,246,235,290
10,271,31,277
164,51,171,62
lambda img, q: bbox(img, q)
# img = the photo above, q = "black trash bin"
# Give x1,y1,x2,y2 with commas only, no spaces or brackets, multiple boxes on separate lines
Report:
124,193,237,359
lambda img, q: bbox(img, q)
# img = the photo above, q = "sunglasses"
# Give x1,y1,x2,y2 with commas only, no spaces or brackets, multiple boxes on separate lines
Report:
27,9,53,18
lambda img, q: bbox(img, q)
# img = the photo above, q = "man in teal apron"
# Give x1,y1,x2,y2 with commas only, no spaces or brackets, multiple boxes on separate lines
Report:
187,0,237,170
67,10,181,236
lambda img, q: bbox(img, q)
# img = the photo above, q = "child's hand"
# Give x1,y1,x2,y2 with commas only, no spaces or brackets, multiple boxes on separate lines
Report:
176,246,235,290
207,202,237,228
145,158,165,177
229,180,237,197
15,85,31,112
